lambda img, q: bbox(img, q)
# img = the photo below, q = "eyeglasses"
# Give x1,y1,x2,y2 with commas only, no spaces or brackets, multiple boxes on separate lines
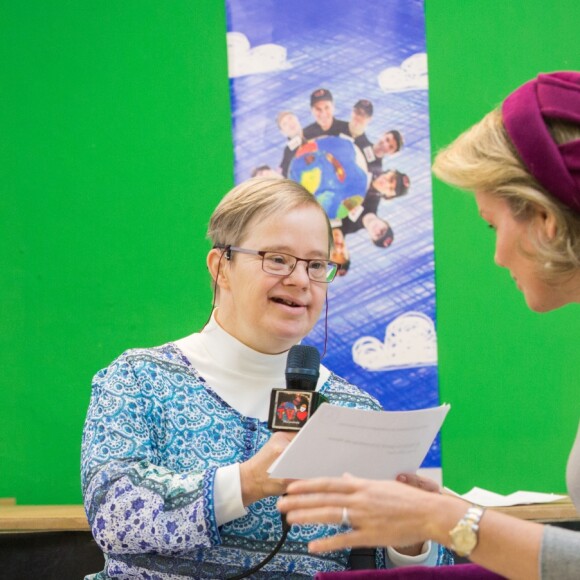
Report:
217,245,340,283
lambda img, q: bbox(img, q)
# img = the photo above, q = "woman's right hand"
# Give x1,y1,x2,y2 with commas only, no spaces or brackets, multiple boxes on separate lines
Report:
240,431,296,506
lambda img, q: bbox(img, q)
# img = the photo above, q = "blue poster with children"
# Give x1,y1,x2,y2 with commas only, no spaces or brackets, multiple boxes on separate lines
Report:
225,0,441,474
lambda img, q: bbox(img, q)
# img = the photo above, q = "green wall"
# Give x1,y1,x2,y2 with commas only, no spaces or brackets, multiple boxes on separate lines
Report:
2,1,579,504
426,0,580,494
1,1,233,503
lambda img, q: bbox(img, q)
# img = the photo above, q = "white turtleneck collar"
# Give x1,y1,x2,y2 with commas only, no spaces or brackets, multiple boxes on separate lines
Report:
173,311,330,421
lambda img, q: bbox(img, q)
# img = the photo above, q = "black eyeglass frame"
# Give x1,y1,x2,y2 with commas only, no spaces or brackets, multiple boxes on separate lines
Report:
215,245,340,283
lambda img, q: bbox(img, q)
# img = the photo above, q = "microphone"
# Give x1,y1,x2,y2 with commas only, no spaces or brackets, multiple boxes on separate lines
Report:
285,344,320,390
267,345,328,431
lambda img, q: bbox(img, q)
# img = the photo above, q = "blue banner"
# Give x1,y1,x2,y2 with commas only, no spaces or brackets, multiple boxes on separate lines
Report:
225,0,441,469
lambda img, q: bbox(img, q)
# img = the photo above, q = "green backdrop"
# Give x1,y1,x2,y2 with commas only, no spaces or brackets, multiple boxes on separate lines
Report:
2,1,579,504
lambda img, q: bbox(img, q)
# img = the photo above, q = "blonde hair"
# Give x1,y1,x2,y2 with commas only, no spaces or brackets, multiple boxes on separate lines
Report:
433,107,580,281
208,176,332,248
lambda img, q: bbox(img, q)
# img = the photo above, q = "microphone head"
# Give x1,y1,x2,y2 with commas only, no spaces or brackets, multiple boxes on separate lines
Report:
285,345,320,391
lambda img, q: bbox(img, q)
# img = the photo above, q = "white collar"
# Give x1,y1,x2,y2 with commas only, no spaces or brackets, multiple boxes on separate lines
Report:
174,311,330,419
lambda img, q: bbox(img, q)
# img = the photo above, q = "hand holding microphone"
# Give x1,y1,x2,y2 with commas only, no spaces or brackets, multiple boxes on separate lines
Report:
240,345,325,506
239,430,296,506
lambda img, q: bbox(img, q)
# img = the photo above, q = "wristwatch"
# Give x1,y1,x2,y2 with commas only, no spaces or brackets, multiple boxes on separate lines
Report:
449,505,486,557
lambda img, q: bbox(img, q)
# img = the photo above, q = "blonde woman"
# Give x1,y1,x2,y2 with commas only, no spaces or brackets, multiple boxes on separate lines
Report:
279,71,580,580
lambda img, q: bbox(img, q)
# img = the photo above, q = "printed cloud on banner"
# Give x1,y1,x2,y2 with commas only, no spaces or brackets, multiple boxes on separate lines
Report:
352,311,437,371
227,32,292,78
378,53,428,93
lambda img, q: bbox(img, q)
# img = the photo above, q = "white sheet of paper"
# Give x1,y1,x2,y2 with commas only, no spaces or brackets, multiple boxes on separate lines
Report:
459,486,566,507
268,402,450,480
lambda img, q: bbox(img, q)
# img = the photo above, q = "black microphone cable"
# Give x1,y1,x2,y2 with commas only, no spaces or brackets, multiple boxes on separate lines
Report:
225,517,291,580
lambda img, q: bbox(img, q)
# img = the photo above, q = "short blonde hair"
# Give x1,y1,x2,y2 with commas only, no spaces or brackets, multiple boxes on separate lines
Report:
207,177,333,302
433,108,580,282
208,176,332,249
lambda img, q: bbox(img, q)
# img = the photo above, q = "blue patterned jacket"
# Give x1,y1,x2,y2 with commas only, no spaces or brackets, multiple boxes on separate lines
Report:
82,343,388,578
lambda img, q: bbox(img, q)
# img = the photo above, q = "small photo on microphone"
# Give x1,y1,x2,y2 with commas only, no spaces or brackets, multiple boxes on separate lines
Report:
270,391,313,431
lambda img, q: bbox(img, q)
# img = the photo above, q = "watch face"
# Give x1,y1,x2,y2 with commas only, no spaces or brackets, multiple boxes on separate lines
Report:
451,506,484,557
451,524,477,555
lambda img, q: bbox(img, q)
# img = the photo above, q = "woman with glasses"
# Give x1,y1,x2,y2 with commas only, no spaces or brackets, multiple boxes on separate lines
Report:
279,71,580,579
81,177,449,579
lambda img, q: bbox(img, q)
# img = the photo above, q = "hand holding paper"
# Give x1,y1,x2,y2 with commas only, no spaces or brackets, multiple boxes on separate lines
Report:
268,403,450,480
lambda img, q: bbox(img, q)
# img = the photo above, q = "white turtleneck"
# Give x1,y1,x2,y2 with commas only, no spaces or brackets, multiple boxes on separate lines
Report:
173,311,330,526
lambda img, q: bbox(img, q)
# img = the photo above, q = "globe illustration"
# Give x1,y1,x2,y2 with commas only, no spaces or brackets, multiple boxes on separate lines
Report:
289,135,370,219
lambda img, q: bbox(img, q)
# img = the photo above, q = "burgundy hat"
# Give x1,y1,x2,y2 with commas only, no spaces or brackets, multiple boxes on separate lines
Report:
502,71,580,212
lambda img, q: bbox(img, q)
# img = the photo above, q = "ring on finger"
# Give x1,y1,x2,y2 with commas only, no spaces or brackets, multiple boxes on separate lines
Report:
341,506,351,528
